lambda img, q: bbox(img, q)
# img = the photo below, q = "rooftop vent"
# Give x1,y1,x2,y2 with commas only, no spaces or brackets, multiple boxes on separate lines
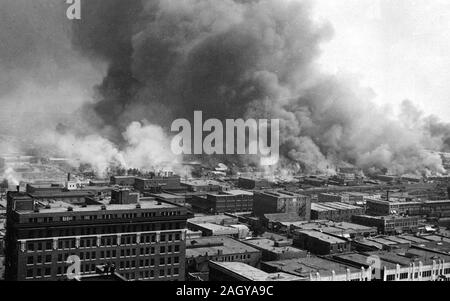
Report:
68,207,74,212
101,205,107,210
136,203,141,209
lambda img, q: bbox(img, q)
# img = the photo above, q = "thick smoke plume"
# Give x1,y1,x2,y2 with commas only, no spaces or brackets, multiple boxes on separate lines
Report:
72,0,450,175
1,0,450,178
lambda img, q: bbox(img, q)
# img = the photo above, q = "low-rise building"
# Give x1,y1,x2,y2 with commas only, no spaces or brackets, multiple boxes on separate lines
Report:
352,215,419,234
238,177,271,190
333,248,450,281
208,261,303,281
311,202,364,222
241,238,307,261
318,193,348,203
148,192,186,206
261,257,372,281
134,175,182,194
253,191,311,220
185,236,261,280
291,221,377,239
190,190,253,214
261,213,303,232
293,230,351,255
187,222,240,238
110,176,136,187
181,180,227,193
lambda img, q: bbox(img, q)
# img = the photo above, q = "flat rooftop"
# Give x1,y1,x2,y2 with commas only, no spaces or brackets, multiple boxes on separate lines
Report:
264,213,303,223
181,180,223,186
263,257,361,277
355,215,418,221
186,236,259,258
295,230,348,244
243,238,305,254
16,200,180,215
333,253,398,269
259,191,306,198
399,235,429,244
293,221,376,234
189,223,239,235
188,214,238,225
210,261,303,281
312,202,362,211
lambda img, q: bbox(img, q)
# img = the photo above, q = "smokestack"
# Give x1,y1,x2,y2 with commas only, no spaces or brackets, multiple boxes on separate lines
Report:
67,173,71,182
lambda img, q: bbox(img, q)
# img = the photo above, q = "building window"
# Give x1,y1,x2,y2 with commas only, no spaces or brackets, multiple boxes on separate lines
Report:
27,243,35,251
159,270,165,277
27,269,33,278
27,256,34,265
386,275,395,281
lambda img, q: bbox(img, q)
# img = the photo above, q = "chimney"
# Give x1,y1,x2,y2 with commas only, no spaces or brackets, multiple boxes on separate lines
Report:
16,185,20,192
67,173,71,182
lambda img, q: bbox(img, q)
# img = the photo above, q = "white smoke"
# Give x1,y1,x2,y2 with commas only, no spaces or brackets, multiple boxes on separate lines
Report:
43,121,186,177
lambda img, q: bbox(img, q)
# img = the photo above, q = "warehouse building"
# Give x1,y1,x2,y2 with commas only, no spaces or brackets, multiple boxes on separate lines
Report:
185,236,261,280
253,191,311,220
310,202,364,222
190,190,253,214
293,230,351,255
352,215,419,234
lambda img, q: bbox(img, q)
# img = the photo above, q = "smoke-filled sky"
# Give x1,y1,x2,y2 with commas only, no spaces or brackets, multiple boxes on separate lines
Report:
1,0,450,177
313,0,450,120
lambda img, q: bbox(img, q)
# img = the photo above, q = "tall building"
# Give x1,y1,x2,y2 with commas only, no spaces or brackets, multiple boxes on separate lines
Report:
5,191,190,281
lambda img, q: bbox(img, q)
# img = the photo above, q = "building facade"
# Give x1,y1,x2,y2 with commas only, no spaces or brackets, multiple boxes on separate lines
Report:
5,191,190,281
253,191,311,220
190,190,253,214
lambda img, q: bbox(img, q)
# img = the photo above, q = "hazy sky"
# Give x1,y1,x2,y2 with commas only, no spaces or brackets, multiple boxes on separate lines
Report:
311,0,450,121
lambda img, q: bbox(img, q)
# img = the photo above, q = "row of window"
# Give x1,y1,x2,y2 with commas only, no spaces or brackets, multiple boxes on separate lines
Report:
26,222,183,238
27,245,182,265
385,269,450,281
25,233,182,252
25,258,182,280
27,210,183,224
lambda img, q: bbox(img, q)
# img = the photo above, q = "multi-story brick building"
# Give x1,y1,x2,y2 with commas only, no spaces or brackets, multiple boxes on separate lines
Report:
134,175,182,194
310,202,365,222
5,191,190,281
253,191,311,220
293,230,351,255
185,236,261,280
351,215,419,235
190,190,253,214
366,198,450,218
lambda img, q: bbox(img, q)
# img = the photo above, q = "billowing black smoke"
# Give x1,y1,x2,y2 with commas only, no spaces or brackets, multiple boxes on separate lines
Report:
70,0,450,175
1,0,450,177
